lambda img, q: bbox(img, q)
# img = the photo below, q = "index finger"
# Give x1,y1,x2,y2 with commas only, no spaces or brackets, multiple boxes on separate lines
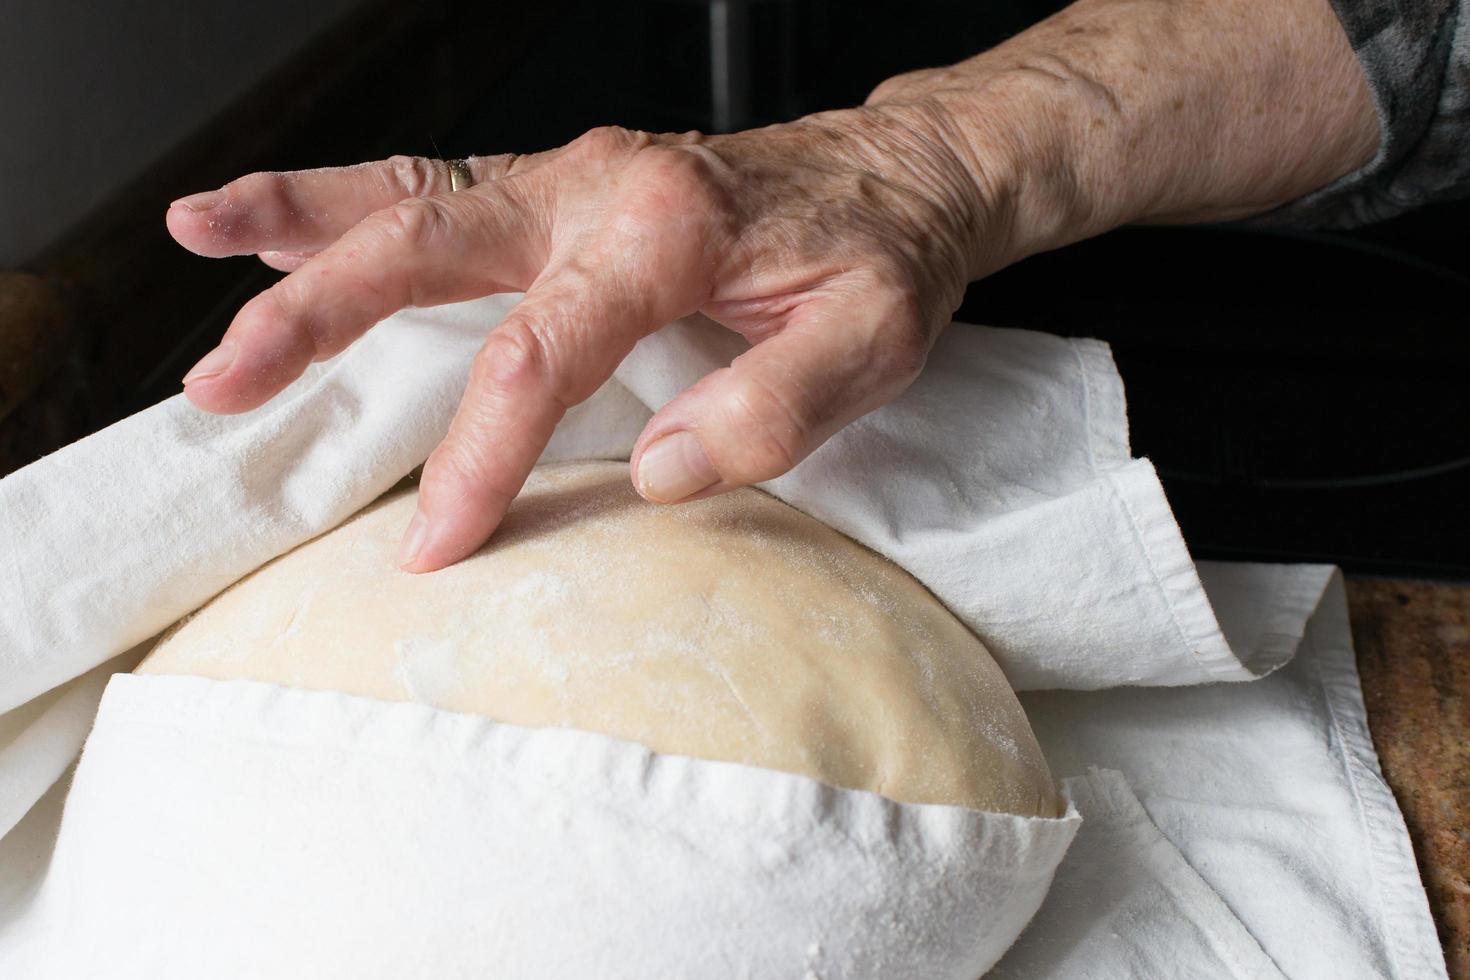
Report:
182,175,549,415
398,259,696,572
165,153,534,259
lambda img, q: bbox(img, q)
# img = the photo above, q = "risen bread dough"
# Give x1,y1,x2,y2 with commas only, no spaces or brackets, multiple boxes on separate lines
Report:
139,461,1058,816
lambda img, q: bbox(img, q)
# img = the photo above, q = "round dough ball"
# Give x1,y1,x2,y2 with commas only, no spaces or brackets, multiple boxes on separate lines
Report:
139,461,1058,816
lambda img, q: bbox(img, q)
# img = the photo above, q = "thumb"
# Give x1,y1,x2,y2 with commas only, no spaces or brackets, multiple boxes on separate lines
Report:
630,288,933,503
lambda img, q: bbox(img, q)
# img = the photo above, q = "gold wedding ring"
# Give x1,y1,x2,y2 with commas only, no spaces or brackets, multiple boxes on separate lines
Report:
446,158,475,192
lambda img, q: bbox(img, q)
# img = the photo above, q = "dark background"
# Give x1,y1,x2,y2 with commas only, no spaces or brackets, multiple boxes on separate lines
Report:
6,0,1467,574
454,0,1470,577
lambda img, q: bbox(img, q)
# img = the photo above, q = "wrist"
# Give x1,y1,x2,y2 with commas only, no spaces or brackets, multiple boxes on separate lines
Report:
868,61,1138,269
867,0,1379,251
781,101,1018,306
793,94,1083,291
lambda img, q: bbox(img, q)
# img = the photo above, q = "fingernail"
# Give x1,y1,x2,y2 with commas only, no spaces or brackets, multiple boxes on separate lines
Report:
637,431,719,503
397,510,429,569
171,190,224,212
182,341,237,384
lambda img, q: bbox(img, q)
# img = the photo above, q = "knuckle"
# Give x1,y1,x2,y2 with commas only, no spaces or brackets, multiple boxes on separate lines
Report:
569,125,648,158
233,170,280,197
471,318,565,404
384,154,438,197
379,195,449,250
423,443,520,509
635,142,714,186
262,282,337,360
478,152,521,180
629,143,715,193
232,171,292,216
617,144,728,237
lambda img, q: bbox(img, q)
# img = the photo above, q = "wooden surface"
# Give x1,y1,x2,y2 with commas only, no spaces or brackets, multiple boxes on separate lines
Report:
1349,577,1470,978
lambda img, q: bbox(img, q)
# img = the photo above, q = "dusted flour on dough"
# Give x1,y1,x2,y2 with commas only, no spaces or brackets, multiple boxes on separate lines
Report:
140,461,1058,816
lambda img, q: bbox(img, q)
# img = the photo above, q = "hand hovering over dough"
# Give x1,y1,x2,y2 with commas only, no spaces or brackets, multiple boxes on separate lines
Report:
168,111,995,572
169,0,1379,573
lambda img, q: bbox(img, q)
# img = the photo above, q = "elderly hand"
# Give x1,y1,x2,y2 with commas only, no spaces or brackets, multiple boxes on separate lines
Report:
170,0,1377,573
168,107,1001,572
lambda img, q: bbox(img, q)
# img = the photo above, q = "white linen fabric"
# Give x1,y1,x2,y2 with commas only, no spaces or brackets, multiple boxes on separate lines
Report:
1014,571,1447,980
0,674,1078,979
0,297,1277,715
991,768,1288,980
0,296,1445,977
0,651,140,842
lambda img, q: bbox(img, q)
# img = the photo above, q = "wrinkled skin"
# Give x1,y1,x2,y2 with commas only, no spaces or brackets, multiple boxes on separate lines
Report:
170,107,997,572
170,0,1375,572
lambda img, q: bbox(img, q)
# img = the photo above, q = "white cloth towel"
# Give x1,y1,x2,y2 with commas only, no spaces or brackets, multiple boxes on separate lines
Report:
992,768,1287,979
0,674,1078,979
0,298,1292,715
1016,572,1446,979
0,296,1446,977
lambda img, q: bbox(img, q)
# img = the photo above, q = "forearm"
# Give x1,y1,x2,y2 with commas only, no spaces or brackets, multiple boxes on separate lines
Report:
865,0,1380,272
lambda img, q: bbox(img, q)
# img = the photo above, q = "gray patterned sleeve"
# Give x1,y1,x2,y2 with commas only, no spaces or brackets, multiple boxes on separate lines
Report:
1252,0,1470,228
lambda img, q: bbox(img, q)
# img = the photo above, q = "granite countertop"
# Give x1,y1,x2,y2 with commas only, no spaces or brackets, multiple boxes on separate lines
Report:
1349,578,1470,978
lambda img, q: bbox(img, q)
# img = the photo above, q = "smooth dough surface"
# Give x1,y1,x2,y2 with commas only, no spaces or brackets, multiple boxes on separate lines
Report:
139,461,1058,816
